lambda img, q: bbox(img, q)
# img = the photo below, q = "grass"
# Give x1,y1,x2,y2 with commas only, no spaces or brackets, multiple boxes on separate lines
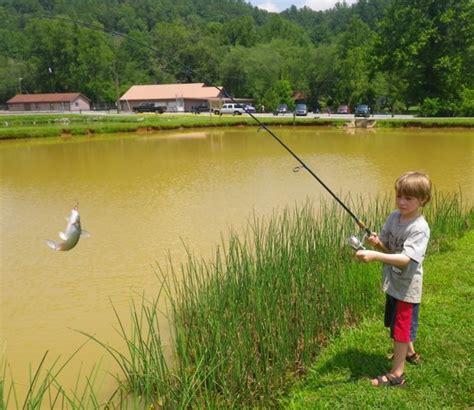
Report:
376,118,474,128
1,113,473,139
90,194,472,408
283,229,473,409
0,113,337,139
1,194,471,408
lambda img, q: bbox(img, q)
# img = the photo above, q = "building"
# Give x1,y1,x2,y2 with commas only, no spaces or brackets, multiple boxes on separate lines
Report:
119,83,225,112
7,93,91,112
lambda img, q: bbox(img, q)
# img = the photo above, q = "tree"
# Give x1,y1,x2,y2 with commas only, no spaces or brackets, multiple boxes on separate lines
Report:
258,14,311,47
334,16,374,106
222,15,257,47
305,43,339,110
219,46,251,98
377,0,474,106
25,18,115,101
262,80,294,111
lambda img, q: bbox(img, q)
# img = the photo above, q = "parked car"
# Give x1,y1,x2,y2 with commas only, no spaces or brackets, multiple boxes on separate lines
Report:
244,104,256,113
354,104,371,117
294,103,308,116
337,105,351,114
273,104,289,115
191,103,210,114
133,102,165,114
214,103,245,115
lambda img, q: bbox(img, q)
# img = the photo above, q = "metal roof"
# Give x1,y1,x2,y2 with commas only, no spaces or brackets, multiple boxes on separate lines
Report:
7,93,90,104
120,83,223,101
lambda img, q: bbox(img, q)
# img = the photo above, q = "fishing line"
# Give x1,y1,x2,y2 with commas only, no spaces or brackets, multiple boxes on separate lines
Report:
43,15,372,235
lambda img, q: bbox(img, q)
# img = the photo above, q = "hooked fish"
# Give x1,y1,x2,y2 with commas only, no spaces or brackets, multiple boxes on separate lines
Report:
46,206,90,251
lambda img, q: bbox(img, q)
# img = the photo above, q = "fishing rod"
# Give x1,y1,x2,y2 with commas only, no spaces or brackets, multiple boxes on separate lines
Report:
44,15,372,237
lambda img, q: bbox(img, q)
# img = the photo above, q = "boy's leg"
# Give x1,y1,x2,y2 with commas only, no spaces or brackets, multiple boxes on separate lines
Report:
372,296,418,386
407,341,416,356
371,341,408,385
390,341,409,377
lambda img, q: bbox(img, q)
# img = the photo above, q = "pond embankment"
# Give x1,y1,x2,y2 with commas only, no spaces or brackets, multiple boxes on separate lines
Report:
0,113,473,139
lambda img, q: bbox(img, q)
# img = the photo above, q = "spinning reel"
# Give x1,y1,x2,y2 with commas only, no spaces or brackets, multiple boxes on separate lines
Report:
348,233,367,251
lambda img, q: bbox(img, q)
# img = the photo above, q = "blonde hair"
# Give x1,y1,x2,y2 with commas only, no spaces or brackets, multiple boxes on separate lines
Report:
395,171,432,206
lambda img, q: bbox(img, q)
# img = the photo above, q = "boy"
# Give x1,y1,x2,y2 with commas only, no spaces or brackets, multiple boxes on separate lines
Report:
356,171,432,387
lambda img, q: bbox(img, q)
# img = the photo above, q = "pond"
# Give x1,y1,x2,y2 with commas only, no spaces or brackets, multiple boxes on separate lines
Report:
1,126,473,397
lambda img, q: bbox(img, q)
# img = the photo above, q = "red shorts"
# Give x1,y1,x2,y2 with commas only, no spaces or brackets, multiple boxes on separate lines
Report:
384,294,419,342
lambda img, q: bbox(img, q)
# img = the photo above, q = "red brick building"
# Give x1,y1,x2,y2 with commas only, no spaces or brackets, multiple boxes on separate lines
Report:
7,93,91,112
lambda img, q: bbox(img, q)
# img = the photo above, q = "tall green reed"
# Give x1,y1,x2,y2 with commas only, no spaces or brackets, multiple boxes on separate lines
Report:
134,193,469,407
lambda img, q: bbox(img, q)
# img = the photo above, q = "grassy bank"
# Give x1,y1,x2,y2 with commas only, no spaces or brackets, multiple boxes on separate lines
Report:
0,113,334,139
0,113,473,139
283,229,473,408
376,118,474,128
1,194,471,408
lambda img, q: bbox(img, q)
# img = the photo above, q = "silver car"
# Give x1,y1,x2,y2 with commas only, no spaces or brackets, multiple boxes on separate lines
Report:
294,103,308,116
215,103,245,115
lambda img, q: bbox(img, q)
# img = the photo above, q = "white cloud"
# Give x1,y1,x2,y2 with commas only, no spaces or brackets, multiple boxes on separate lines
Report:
249,0,359,13
257,1,280,12
303,0,358,11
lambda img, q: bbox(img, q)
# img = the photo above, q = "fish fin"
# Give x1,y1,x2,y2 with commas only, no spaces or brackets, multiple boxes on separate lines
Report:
59,232,67,241
46,240,60,250
80,229,91,237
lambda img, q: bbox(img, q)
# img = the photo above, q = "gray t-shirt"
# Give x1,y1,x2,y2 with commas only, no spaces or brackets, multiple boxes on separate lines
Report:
379,210,430,303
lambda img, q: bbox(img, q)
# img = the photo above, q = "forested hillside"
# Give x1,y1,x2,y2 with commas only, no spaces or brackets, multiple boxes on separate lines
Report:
1,0,473,115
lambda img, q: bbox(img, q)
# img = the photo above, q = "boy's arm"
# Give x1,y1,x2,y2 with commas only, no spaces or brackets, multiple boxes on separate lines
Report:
355,250,410,268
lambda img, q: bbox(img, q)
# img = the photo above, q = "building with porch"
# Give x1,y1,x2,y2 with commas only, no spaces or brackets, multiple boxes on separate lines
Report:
119,83,225,112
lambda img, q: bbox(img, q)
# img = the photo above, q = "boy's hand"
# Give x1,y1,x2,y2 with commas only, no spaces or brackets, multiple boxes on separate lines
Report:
366,232,380,247
355,250,379,263
365,232,390,253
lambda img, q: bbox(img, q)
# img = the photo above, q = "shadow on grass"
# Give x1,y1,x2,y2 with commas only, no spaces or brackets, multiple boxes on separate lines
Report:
309,349,389,387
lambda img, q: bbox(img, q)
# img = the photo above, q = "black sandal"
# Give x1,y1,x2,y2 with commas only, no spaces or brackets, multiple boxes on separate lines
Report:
406,352,421,364
387,352,422,364
372,373,405,387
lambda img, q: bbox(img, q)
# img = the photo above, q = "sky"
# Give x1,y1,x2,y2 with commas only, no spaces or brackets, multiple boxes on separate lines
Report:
247,0,358,13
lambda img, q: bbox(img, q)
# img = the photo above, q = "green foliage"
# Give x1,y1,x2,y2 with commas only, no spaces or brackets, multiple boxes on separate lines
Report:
334,16,374,106
263,79,294,111
420,97,451,117
457,88,474,117
23,18,115,101
0,0,472,116
223,15,257,47
377,0,474,106
259,14,311,46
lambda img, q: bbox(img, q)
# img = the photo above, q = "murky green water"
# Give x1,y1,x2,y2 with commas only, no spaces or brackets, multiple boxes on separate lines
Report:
1,126,473,397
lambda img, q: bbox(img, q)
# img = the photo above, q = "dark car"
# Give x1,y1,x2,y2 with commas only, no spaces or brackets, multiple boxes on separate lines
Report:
133,103,165,114
354,104,370,117
191,103,210,114
244,104,256,113
337,105,351,114
294,103,308,116
273,104,289,115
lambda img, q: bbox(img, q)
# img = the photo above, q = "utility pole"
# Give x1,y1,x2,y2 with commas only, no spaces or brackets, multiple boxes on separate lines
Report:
113,60,120,114
18,77,23,94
